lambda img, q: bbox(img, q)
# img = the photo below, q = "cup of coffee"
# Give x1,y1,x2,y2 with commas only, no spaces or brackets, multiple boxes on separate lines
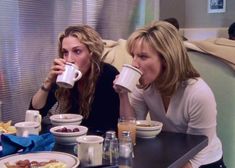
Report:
14,121,40,137
76,135,104,166
56,62,82,88
115,64,142,92
25,110,41,123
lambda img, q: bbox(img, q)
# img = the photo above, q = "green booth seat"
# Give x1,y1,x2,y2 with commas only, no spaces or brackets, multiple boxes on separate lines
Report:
188,50,235,168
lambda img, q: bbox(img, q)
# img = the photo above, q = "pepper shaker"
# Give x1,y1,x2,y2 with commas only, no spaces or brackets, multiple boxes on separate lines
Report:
103,130,119,164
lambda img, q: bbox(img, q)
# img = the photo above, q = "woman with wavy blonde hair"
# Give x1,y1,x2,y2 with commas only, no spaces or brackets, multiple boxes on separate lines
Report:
114,21,225,168
30,25,120,132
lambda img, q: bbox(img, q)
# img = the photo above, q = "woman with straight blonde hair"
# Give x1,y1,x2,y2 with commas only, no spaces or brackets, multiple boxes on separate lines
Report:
114,21,226,168
30,25,120,133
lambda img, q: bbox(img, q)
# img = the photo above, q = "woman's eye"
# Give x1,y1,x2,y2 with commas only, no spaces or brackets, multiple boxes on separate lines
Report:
62,50,68,57
74,49,81,55
139,55,147,60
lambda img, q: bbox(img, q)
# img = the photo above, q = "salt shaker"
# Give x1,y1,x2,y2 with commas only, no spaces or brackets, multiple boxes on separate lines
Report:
119,130,133,168
103,130,119,164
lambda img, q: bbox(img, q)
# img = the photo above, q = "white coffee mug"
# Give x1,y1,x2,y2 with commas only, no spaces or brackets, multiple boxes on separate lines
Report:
25,110,42,123
14,121,40,137
115,64,142,92
76,135,104,166
56,62,82,88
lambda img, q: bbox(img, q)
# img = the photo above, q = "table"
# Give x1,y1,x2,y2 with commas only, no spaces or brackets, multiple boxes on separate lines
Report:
133,132,208,168
52,129,208,168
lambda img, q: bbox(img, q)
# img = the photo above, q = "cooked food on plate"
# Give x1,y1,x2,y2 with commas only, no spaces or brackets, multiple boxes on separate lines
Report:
0,120,16,134
137,124,152,127
4,159,66,168
55,127,80,133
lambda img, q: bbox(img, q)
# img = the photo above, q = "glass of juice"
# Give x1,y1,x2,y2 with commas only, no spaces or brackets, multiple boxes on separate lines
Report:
118,117,136,145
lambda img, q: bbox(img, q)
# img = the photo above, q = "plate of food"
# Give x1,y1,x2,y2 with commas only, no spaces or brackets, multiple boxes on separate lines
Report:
0,120,16,135
0,151,79,168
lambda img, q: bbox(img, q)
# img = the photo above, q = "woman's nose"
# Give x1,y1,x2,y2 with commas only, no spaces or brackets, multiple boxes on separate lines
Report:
66,52,75,63
132,57,140,69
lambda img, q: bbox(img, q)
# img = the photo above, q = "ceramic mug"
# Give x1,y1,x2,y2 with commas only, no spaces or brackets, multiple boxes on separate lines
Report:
56,62,82,88
76,135,104,166
25,110,41,123
115,64,142,92
14,121,40,137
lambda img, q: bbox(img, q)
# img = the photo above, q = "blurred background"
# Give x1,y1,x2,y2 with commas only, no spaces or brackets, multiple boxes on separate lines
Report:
0,0,160,122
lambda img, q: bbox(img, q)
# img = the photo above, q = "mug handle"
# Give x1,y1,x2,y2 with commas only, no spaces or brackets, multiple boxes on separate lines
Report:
73,69,82,82
34,114,42,132
34,114,42,123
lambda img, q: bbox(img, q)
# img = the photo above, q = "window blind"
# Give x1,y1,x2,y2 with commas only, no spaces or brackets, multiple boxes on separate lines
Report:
0,0,158,123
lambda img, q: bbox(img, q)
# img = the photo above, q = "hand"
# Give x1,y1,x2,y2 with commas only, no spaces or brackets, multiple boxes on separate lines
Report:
46,58,66,84
181,162,192,168
113,75,129,94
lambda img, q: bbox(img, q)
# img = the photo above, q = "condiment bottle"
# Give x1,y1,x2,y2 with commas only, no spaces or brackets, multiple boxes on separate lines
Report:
103,130,119,164
119,130,133,168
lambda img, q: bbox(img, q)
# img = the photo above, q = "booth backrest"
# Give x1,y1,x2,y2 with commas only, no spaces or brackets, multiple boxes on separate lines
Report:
180,27,228,41
102,39,132,71
188,51,235,168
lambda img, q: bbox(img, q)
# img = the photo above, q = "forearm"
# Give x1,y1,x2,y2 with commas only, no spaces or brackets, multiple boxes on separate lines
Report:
32,58,65,110
31,78,53,109
119,93,135,119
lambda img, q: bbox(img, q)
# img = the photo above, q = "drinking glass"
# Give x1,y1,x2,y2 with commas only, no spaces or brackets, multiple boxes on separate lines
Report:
118,117,136,145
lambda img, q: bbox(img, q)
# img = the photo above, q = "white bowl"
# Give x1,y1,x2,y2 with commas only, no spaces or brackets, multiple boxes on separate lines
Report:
50,125,88,145
136,120,163,139
50,114,83,126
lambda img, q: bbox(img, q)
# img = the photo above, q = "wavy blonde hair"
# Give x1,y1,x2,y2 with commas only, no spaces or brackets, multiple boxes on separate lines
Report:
55,25,104,118
127,21,200,96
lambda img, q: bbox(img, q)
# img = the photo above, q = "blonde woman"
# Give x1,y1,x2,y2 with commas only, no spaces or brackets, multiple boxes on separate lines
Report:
30,25,119,133
114,21,226,168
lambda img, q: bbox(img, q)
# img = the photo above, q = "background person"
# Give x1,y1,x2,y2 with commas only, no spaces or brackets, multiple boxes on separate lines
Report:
114,21,226,168
228,22,235,40
29,25,120,133
163,17,188,41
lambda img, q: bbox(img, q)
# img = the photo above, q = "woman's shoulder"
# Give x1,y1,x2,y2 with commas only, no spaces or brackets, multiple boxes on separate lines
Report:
183,78,215,100
101,62,119,76
185,78,211,91
95,62,119,85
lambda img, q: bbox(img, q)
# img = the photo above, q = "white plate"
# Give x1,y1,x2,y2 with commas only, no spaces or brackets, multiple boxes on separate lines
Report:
0,151,79,168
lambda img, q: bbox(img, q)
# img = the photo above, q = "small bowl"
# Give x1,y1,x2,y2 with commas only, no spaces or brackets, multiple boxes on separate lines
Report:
50,125,88,145
50,114,83,126
136,120,163,139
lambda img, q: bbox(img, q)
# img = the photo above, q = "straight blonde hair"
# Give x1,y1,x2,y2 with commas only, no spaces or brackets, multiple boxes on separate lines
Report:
127,21,200,96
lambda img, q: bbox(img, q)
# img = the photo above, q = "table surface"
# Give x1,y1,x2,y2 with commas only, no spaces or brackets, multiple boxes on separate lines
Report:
133,132,208,168
52,128,208,168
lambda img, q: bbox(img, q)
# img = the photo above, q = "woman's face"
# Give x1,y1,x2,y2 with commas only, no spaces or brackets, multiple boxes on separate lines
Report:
62,36,91,75
131,40,164,88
